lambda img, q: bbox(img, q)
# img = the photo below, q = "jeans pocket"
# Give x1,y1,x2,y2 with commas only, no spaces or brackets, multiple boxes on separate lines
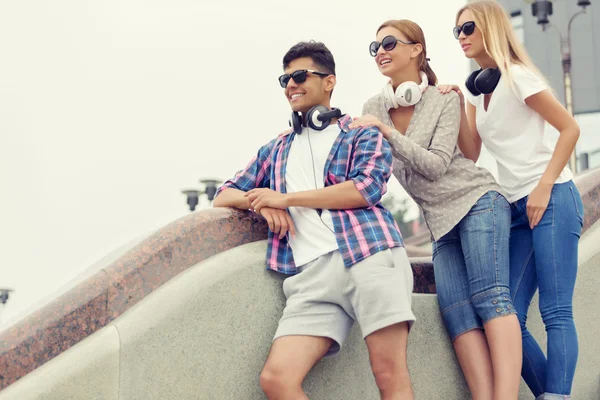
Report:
569,185,584,224
491,191,511,210
467,193,494,216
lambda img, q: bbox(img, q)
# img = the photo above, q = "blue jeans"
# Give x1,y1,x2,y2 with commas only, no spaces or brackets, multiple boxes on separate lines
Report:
433,191,516,341
510,181,583,399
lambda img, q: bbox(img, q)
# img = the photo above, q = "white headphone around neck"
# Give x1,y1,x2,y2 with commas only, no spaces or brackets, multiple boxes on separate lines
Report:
382,71,429,109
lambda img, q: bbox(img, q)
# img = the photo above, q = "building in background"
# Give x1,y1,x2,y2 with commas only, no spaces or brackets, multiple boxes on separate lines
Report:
470,0,600,170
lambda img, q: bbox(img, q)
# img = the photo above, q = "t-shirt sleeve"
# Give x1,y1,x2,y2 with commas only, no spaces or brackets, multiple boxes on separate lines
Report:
464,87,477,106
511,65,548,104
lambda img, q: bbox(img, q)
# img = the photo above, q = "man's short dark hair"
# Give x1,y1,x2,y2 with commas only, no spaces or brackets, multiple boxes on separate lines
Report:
282,41,336,76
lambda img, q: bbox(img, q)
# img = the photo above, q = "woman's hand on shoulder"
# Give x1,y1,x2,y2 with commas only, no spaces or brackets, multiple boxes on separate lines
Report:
438,84,465,106
348,114,393,139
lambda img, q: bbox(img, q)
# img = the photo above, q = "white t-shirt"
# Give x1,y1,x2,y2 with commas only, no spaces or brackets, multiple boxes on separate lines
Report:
285,125,340,267
466,64,572,202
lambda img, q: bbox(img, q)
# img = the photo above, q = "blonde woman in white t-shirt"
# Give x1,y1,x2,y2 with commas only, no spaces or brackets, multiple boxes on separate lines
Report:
439,1,583,399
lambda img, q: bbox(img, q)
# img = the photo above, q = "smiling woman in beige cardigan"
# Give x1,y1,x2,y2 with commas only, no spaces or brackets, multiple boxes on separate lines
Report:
349,19,522,399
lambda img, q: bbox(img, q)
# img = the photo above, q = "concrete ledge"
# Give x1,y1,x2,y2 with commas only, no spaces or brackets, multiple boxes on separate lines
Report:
0,209,267,390
1,168,598,392
0,325,120,400
0,270,110,390
1,239,598,399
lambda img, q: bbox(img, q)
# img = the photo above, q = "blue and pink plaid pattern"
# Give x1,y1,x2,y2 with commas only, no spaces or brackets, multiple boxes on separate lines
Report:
215,114,404,274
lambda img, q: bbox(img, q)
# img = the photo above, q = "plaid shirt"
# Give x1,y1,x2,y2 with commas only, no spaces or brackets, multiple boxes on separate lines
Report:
215,114,404,274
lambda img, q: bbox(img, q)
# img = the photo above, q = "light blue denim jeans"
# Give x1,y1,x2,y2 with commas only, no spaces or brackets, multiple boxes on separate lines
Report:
510,180,583,399
433,190,516,341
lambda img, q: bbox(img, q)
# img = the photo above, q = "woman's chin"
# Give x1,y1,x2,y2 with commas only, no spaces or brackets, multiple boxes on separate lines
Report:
378,65,395,78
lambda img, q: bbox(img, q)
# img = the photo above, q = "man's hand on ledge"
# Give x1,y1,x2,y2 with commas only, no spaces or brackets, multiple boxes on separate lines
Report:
245,188,289,213
258,207,296,239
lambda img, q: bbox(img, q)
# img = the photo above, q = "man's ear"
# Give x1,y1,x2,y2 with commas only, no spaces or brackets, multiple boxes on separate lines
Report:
411,43,423,60
325,75,336,94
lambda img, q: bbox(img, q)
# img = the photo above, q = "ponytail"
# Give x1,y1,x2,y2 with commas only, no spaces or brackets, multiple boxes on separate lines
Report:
421,57,437,86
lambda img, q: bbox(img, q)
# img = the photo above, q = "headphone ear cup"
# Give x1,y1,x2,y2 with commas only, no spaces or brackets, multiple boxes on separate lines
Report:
395,82,421,107
474,68,501,95
465,69,482,96
306,105,330,131
382,83,399,109
290,112,302,134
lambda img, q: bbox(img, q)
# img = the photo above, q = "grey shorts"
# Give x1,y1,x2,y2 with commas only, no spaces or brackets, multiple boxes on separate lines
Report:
274,247,416,357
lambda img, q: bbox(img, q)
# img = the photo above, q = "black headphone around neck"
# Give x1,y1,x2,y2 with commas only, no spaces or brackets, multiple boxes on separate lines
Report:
465,67,501,96
290,105,342,135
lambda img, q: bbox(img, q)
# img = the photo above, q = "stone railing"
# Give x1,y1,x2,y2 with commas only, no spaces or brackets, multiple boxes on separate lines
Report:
1,168,598,391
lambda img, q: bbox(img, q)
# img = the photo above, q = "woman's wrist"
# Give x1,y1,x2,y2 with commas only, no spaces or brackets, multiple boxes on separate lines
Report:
378,123,393,138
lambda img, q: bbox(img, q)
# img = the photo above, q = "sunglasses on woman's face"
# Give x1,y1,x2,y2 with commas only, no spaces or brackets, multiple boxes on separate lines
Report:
369,35,416,57
453,21,476,39
278,69,329,88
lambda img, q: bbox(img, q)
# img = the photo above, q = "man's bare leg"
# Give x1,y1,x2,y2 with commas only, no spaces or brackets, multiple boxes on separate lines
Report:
260,335,333,400
365,322,413,400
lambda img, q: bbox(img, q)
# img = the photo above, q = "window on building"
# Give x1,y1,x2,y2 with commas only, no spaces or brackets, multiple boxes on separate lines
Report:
575,112,600,171
511,10,525,44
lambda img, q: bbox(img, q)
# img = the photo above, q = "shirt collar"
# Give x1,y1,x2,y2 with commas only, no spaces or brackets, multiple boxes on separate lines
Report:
337,114,353,133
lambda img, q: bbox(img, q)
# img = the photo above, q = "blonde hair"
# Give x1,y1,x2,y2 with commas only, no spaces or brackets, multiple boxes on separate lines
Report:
377,19,437,86
456,0,549,90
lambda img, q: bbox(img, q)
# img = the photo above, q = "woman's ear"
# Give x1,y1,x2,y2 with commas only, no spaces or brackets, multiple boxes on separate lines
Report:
411,43,423,60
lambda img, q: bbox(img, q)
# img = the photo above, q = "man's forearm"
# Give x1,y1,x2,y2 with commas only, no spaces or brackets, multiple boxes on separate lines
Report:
287,181,369,210
213,188,251,210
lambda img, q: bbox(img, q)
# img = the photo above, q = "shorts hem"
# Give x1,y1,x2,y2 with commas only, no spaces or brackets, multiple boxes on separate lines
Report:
273,328,344,357
361,312,416,339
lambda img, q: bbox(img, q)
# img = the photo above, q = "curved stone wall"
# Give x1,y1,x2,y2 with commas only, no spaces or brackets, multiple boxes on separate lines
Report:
1,168,599,391
0,209,267,390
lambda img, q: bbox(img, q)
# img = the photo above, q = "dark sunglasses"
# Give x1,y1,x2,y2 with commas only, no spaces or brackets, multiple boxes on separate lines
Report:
278,69,329,88
369,35,416,57
453,21,476,39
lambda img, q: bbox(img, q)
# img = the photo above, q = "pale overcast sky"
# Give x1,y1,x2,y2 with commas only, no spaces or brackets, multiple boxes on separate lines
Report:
0,0,598,328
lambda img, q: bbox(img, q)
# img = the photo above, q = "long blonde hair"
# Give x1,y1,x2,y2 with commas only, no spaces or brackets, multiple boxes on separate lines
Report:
377,19,438,86
456,0,548,90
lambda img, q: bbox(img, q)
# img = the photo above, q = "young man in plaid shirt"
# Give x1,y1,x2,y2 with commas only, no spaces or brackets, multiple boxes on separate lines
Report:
214,41,416,399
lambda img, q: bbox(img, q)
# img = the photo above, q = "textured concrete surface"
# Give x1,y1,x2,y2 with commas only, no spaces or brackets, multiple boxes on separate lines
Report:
112,240,598,399
571,249,600,397
580,219,600,266
1,237,597,399
0,326,120,400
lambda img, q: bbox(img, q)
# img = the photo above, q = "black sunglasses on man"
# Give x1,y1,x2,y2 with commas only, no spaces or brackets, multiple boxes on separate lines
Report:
278,69,329,88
